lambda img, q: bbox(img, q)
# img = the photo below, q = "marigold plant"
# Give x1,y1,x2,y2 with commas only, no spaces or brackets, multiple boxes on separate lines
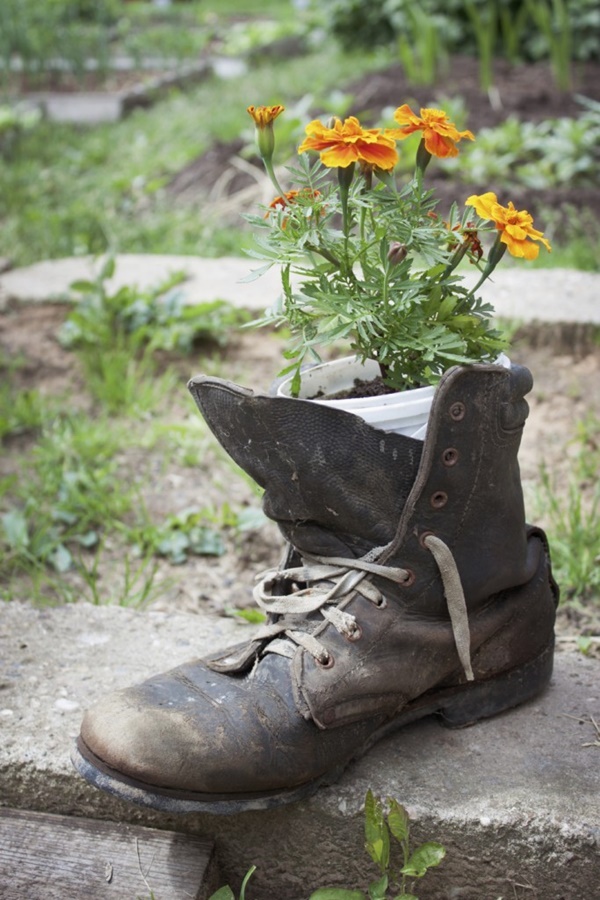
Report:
245,102,551,394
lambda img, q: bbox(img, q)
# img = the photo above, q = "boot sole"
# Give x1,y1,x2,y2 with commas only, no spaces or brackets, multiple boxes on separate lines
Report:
71,639,554,816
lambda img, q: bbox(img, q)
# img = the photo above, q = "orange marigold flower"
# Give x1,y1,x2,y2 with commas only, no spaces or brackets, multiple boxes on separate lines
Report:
389,105,474,158
265,189,322,227
246,105,285,128
466,192,552,260
298,116,398,170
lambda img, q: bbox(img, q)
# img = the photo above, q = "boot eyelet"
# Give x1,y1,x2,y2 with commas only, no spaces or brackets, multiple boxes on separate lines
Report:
316,652,335,669
442,447,459,466
346,624,362,642
419,530,435,548
401,568,415,587
449,402,466,421
375,596,387,610
430,491,448,509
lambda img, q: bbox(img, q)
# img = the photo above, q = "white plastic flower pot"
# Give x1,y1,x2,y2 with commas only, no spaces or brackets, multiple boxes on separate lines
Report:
276,354,511,440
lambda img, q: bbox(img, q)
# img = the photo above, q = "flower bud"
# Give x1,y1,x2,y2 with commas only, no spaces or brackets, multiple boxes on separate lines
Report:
247,105,284,164
387,242,408,266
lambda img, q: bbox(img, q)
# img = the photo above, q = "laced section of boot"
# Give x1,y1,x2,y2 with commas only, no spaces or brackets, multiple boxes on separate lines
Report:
252,535,474,682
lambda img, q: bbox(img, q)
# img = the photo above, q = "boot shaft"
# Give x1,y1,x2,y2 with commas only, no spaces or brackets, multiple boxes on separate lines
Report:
189,361,533,608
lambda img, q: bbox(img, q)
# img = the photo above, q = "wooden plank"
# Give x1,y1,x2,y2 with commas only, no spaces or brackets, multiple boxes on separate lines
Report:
0,809,216,900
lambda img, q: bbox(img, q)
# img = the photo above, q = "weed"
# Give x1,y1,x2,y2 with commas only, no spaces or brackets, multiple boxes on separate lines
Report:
77,541,161,608
208,791,445,900
62,256,245,355
0,411,138,580
59,255,247,414
137,506,227,565
0,384,45,440
132,499,267,566
80,345,177,416
209,867,256,900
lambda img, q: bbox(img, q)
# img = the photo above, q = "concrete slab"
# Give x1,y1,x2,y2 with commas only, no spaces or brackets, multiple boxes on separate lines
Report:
1,254,599,331
1,601,598,899
24,63,211,124
0,255,281,314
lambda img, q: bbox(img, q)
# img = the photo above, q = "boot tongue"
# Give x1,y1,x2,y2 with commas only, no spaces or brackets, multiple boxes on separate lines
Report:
189,376,423,556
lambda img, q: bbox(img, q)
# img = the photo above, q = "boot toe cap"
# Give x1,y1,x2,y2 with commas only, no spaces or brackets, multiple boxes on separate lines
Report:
77,655,339,798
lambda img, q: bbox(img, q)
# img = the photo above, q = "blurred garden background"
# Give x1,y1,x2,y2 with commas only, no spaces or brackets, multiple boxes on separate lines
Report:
0,0,599,649
1,0,599,269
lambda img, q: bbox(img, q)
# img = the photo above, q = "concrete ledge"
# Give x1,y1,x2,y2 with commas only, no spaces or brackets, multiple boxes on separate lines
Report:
1,602,599,899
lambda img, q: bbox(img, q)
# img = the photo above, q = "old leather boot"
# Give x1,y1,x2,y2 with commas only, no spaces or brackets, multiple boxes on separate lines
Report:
72,362,558,814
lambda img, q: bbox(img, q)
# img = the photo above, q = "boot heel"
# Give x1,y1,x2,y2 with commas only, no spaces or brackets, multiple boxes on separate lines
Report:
438,640,555,728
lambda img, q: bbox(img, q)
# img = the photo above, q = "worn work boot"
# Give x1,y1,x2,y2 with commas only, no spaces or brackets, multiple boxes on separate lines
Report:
72,362,558,814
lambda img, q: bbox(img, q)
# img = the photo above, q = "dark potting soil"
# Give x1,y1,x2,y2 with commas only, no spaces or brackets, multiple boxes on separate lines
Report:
315,376,398,401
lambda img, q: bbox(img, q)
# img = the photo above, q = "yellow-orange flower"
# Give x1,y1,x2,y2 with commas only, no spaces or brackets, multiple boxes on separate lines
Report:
246,105,285,128
298,116,398,170
389,105,474,158
466,192,551,260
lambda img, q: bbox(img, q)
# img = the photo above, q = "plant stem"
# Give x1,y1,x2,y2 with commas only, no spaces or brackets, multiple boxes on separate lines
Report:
263,156,286,198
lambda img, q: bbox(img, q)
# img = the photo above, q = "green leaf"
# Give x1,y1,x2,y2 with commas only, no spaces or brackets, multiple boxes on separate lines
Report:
290,368,301,398
156,530,190,562
188,527,225,557
387,799,410,843
238,262,273,283
99,254,116,280
2,509,29,549
364,790,390,871
232,608,267,624
72,530,99,548
393,894,419,899
48,543,73,573
368,873,389,899
69,279,96,292
309,890,366,900
235,507,268,531
207,887,236,900
401,842,446,878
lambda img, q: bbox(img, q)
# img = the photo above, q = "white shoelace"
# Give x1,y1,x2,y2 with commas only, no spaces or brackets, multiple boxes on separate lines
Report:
252,535,474,681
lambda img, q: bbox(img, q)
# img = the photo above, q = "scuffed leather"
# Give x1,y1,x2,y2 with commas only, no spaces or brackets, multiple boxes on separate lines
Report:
189,376,423,557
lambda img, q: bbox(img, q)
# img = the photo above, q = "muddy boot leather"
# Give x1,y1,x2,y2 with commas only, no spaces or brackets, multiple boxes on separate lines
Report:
73,362,558,814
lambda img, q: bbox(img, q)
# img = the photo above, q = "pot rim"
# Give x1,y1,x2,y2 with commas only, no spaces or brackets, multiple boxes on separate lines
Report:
276,353,510,410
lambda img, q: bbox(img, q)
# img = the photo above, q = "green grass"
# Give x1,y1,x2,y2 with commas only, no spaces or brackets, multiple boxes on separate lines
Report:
530,415,600,605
